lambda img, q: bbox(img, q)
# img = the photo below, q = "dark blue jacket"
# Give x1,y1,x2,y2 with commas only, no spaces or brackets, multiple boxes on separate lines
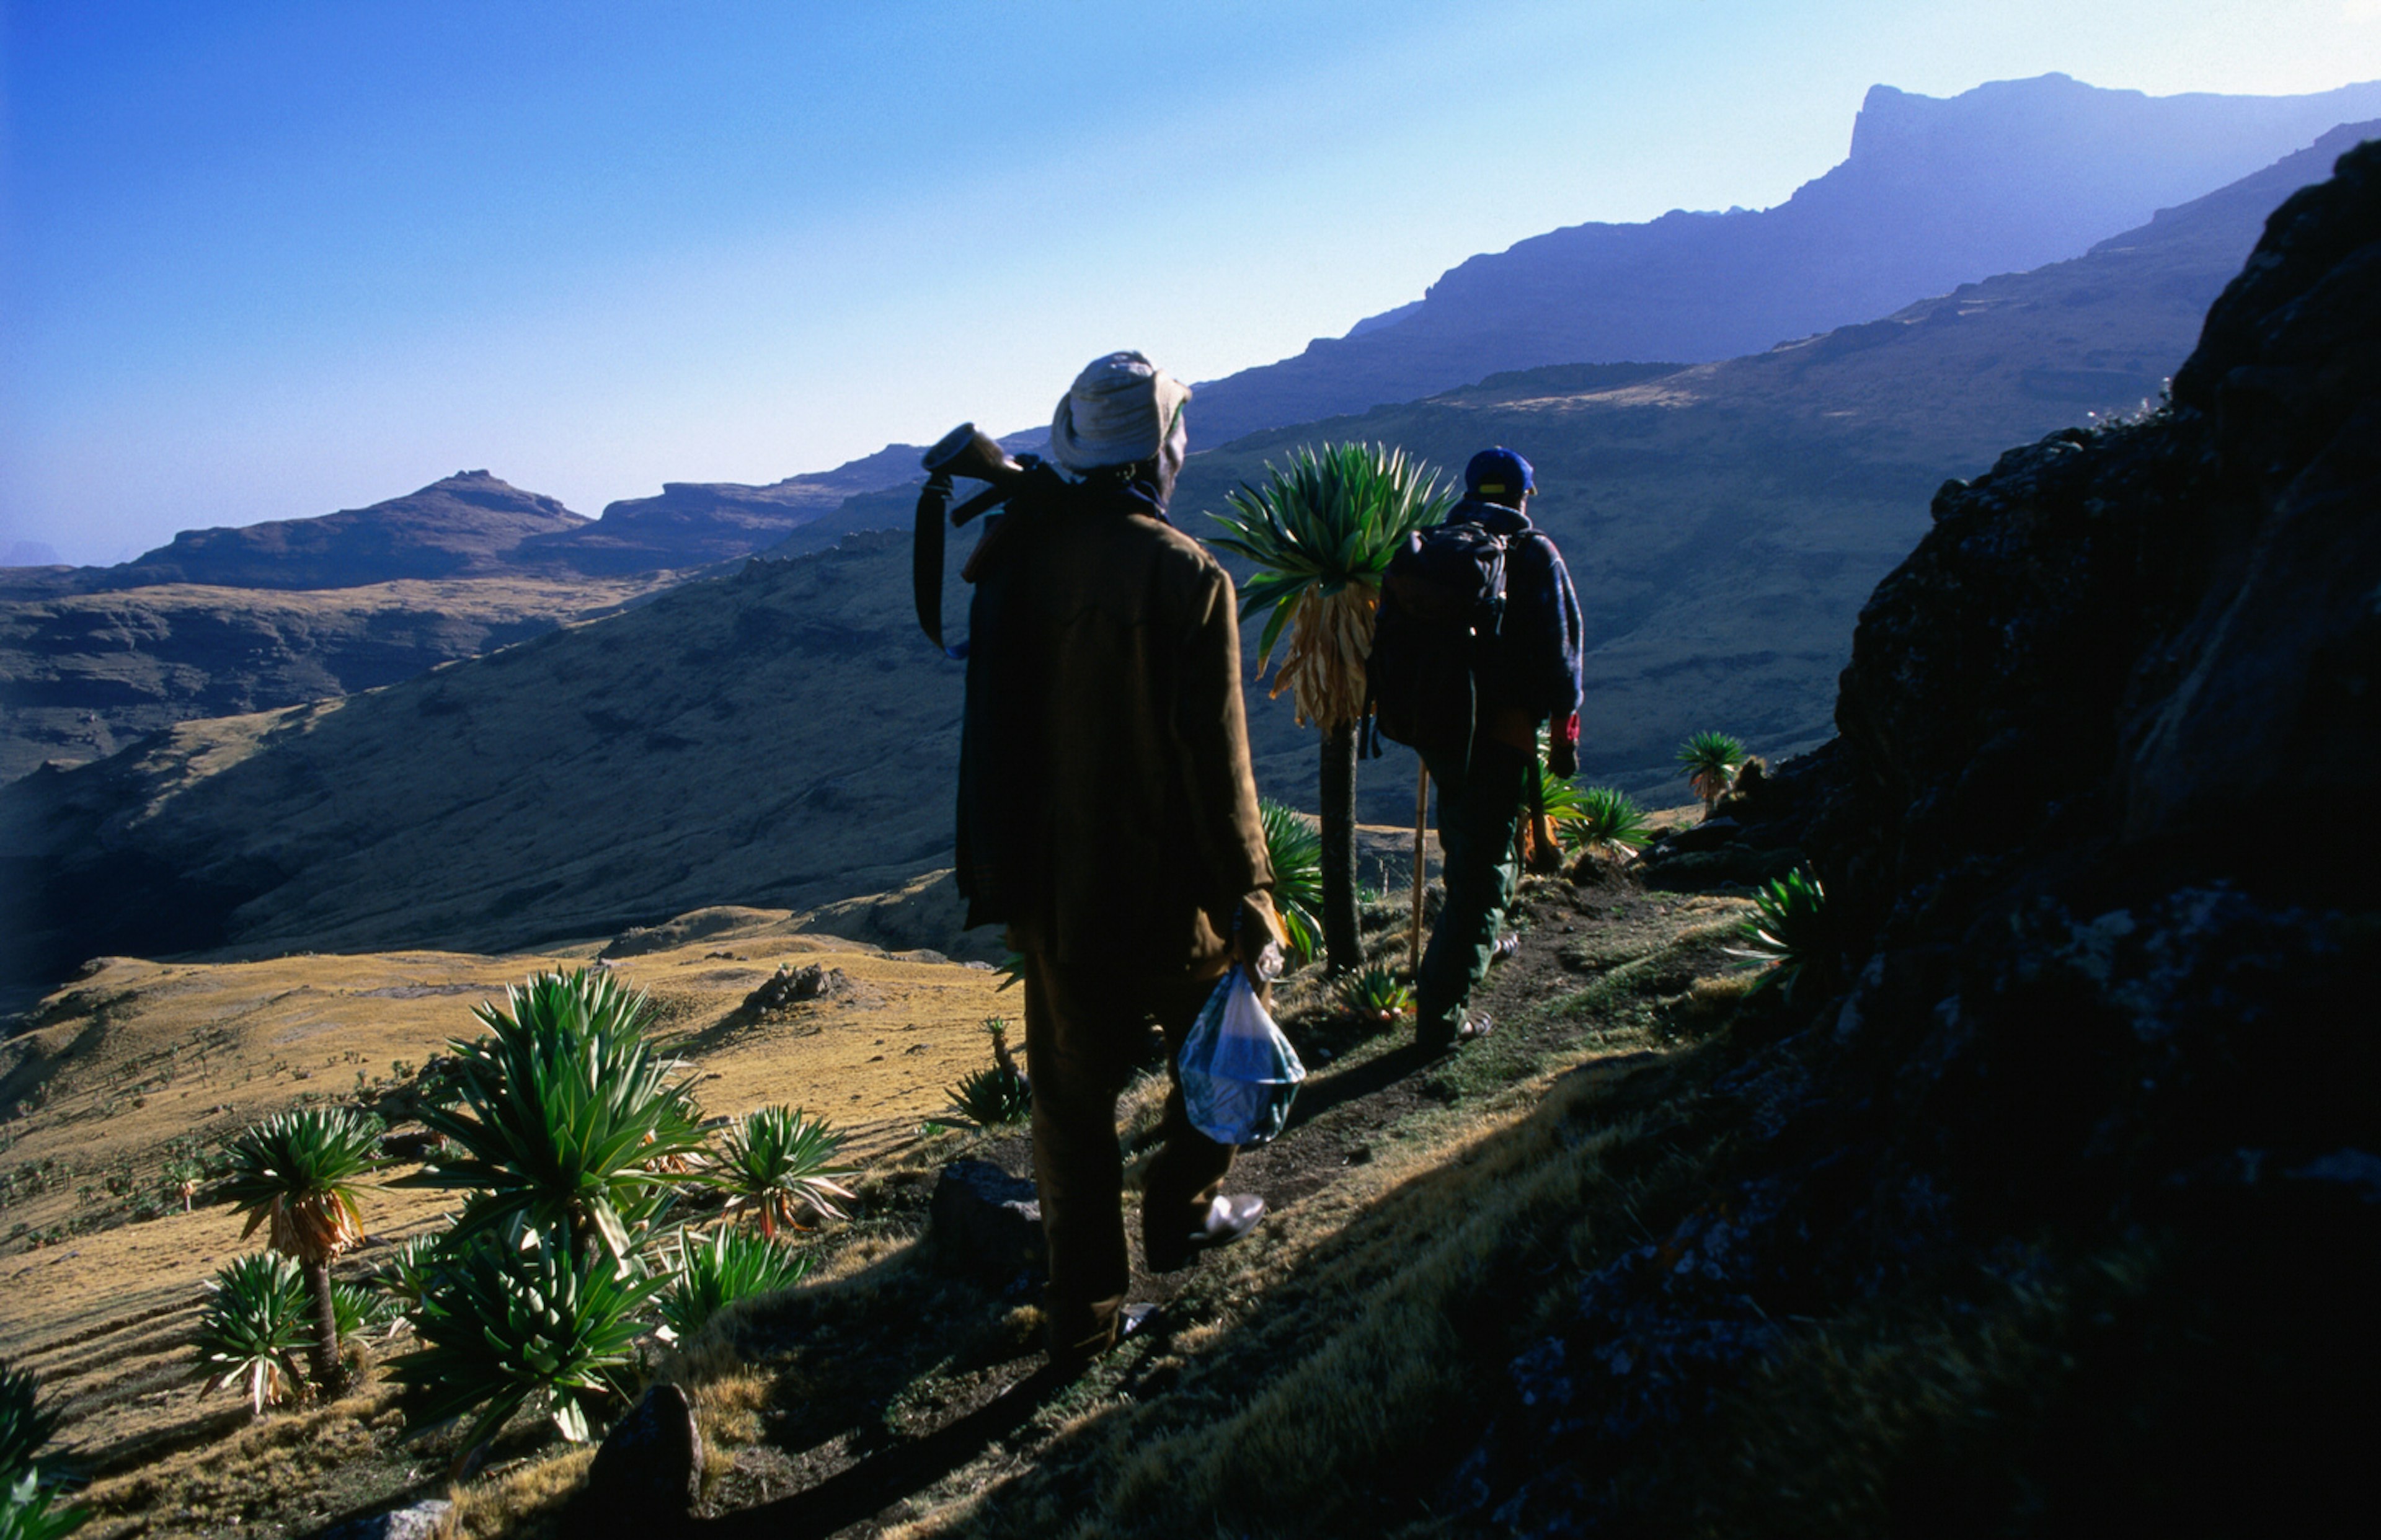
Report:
1443,498,1585,732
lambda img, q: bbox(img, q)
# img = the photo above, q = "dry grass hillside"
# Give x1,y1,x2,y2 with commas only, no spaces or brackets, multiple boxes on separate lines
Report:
0,849,1751,1539
0,573,675,783
0,905,1016,1519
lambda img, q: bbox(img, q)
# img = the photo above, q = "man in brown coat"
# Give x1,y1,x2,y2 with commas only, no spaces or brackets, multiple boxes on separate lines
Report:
956,351,1280,1370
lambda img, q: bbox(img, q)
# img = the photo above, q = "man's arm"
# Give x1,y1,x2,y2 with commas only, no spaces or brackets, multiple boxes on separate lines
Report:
1174,560,1281,955
1522,535,1587,776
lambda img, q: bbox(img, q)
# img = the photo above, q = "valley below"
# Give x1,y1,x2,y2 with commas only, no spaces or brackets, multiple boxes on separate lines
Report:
1,80,2374,1540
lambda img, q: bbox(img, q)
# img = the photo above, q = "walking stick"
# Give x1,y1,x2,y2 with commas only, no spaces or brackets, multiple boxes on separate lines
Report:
1409,759,1430,977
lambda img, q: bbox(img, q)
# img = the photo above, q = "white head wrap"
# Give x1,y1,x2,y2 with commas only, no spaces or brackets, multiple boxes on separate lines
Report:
1050,350,1190,474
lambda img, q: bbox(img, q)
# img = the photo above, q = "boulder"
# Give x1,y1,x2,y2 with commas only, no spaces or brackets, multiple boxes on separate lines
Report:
574,1382,704,1531
317,1500,452,1540
739,963,851,1014
929,1159,1045,1289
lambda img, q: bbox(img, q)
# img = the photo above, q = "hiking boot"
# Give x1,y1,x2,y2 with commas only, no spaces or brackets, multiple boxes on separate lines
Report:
1491,932,1520,963
1415,1012,1493,1055
1044,1301,1162,1377
1146,1193,1267,1273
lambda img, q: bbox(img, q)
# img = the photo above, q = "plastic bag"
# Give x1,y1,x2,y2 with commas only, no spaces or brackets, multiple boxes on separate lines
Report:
1179,964,1306,1146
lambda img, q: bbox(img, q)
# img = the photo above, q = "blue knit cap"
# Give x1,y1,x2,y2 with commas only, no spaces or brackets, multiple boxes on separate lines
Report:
1465,446,1535,498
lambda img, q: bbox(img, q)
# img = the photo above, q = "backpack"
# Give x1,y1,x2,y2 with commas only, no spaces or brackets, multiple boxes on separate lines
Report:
1368,521,1510,764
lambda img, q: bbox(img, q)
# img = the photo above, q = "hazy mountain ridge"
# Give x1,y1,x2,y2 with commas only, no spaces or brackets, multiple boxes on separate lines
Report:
6,79,2367,795
37,445,946,599
91,471,587,590
1186,74,2381,440
515,441,933,573
0,449,946,783
6,125,2361,1001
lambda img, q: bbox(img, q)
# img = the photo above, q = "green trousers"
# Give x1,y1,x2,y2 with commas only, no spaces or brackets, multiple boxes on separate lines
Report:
1020,953,1235,1362
1416,738,1532,1045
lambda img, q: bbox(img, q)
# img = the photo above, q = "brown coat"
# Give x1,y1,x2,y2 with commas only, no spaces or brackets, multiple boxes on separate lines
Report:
956,477,1275,975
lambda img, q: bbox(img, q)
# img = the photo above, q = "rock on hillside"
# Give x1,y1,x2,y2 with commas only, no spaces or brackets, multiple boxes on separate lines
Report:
1454,134,2381,1532
1190,74,2381,440
100,471,588,590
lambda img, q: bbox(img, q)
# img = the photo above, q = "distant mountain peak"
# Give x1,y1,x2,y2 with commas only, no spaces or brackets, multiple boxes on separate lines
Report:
1182,75,2381,443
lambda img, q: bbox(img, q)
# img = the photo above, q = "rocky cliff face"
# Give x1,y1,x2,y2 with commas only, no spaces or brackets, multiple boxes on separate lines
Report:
1189,76,2381,442
1454,137,2381,1533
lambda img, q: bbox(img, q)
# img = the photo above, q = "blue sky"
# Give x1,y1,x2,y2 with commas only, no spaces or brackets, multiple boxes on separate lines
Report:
4,1,2379,564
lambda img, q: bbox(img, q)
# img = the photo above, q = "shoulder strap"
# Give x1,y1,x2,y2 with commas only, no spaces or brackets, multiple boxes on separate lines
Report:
913,461,1058,658
913,476,964,658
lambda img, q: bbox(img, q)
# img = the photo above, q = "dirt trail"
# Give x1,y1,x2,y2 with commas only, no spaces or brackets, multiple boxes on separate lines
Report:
677,866,1755,1536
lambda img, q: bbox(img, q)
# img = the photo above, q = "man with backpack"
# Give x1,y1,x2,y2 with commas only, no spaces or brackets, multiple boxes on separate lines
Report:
1370,446,1584,1053
952,351,1282,1373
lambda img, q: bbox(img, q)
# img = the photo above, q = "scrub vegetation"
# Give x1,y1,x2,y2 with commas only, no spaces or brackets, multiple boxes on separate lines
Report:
0,813,1741,1538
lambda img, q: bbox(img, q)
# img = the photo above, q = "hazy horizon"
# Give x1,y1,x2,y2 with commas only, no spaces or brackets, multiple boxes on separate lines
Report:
6,0,2380,565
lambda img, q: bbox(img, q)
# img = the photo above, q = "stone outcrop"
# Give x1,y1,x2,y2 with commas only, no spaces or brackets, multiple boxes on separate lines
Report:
572,1382,705,1534
738,963,854,1014
1452,135,2381,1533
317,1498,453,1540
929,1159,1045,1290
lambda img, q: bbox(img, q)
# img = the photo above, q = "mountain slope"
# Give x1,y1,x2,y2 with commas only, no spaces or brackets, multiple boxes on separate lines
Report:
1197,121,2378,791
1188,74,2381,440
0,573,675,783
2,126,2361,999
100,471,589,590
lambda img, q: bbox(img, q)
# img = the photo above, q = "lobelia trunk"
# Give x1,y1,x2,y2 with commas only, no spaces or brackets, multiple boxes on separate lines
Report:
1319,720,1362,974
303,1257,344,1392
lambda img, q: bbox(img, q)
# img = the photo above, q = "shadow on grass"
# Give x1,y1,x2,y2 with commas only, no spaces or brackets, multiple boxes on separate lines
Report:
669,916,1748,1538
1278,1039,1439,1131
697,1363,1073,1538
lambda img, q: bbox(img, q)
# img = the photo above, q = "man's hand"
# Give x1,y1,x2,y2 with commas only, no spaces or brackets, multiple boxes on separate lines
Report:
1233,891,1285,1003
1549,712,1581,780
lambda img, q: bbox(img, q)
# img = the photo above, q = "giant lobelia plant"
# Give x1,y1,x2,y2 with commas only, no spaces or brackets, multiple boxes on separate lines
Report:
1210,443,1452,973
388,1216,663,1453
1677,730,1748,818
1258,799,1325,965
710,1106,854,1239
216,1107,384,1391
192,1252,312,1416
658,1226,814,1343
0,1360,82,1539
395,968,707,1267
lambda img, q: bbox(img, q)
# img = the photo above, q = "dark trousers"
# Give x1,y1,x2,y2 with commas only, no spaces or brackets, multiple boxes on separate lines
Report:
1020,952,1235,1360
1416,738,1531,1043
